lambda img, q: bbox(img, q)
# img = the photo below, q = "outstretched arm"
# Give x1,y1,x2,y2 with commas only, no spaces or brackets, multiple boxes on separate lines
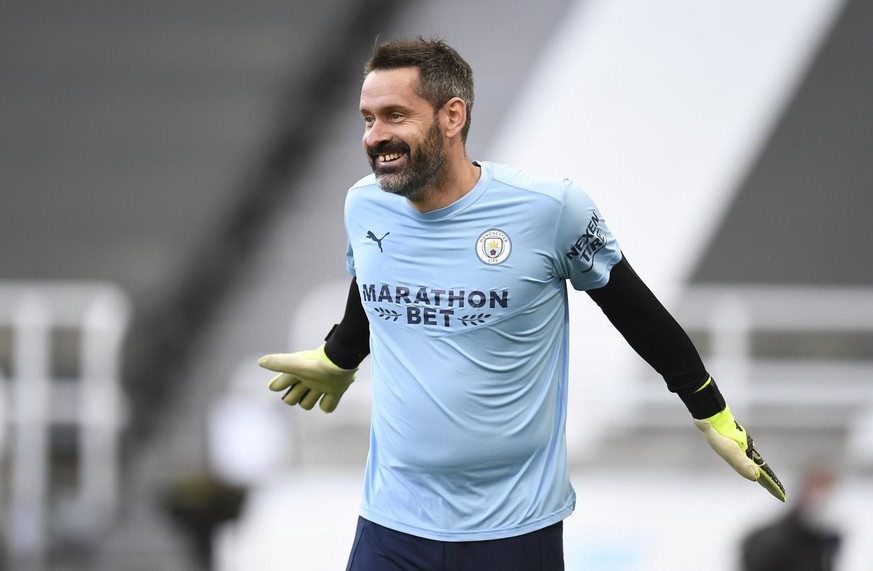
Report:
586,255,723,418
587,254,786,501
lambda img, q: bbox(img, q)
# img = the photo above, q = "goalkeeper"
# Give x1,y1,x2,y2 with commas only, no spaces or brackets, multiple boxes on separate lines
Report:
259,37,785,571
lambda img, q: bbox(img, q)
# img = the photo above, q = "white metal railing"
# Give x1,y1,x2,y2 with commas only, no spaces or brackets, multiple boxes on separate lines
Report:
677,285,873,395
674,285,873,464
0,281,131,568
592,284,873,474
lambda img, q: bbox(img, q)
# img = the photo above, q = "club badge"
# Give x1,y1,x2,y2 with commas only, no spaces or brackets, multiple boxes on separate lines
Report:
476,229,511,265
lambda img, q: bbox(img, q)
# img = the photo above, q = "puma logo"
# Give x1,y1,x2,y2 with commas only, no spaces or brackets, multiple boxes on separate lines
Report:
366,230,390,252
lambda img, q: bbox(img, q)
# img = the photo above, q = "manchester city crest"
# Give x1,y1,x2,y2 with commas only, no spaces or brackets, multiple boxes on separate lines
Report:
476,229,512,265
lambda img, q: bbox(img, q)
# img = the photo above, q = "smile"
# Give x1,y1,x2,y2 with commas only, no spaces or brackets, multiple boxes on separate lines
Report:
379,152,404,163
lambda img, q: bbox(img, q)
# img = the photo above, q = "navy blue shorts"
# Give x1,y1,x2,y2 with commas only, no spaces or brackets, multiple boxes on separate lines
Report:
345,517,565,571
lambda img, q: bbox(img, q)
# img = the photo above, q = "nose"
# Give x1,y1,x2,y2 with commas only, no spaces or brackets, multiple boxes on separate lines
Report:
363,118,391,150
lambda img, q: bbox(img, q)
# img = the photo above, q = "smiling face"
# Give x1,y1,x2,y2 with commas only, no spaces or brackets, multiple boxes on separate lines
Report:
360,67,447,202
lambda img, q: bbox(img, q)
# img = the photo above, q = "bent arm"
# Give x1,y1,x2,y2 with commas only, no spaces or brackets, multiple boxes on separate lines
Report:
586,254,724,419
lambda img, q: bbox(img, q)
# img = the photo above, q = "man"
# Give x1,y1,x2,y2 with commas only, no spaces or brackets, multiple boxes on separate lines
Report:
741,464,842,571
259,37,786,571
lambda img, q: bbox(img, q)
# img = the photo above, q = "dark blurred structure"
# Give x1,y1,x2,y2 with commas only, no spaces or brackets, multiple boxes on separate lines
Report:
1,0,404,568
693,0,873,286
740,463,843,571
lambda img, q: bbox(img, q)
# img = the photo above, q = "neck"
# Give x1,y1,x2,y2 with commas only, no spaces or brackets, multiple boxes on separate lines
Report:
408,153,480,213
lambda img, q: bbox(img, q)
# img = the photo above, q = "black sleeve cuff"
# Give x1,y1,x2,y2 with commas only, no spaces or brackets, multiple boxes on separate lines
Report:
324,323,369,369
678,377,727,419
322,277,371,369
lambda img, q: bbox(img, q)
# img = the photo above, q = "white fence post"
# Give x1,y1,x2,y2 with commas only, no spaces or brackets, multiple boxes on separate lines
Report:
78,288,130,532
709,293,752,415
8,294,51,569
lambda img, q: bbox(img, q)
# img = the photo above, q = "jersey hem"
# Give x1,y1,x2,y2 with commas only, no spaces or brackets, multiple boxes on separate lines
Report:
357,504,575,542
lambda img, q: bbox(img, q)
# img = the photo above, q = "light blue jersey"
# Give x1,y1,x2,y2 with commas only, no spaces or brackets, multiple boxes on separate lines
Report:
344,161,622,541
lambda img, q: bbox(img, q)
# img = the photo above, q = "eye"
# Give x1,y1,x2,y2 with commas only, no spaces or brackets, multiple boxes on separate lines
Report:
363,115,374,127
389,112,404,122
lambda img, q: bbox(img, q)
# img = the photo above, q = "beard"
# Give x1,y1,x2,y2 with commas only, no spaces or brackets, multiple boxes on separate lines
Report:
368,119,447,202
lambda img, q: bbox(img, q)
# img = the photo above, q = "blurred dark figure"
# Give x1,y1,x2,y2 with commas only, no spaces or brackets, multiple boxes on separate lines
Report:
162,472,247,570
740,464,842,571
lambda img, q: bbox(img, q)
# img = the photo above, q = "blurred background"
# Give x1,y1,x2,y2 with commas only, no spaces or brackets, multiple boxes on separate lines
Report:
2,0,871,569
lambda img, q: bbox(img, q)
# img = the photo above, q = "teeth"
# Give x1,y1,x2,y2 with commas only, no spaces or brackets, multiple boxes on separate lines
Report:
379,152,402,162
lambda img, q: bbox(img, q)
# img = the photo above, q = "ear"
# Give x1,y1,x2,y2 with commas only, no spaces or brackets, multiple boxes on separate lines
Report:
441,97,468,139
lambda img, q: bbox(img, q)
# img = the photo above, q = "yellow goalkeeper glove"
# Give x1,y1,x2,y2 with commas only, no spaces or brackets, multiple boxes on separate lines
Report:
258,344,357,413
694,404,786,501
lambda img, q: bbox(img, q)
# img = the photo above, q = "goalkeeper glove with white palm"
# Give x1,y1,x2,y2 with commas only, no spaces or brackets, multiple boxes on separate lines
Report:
694,404,786,502
258,344,356,413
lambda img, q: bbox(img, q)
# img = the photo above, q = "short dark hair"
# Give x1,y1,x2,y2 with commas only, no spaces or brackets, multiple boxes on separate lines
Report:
364,37,474,142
